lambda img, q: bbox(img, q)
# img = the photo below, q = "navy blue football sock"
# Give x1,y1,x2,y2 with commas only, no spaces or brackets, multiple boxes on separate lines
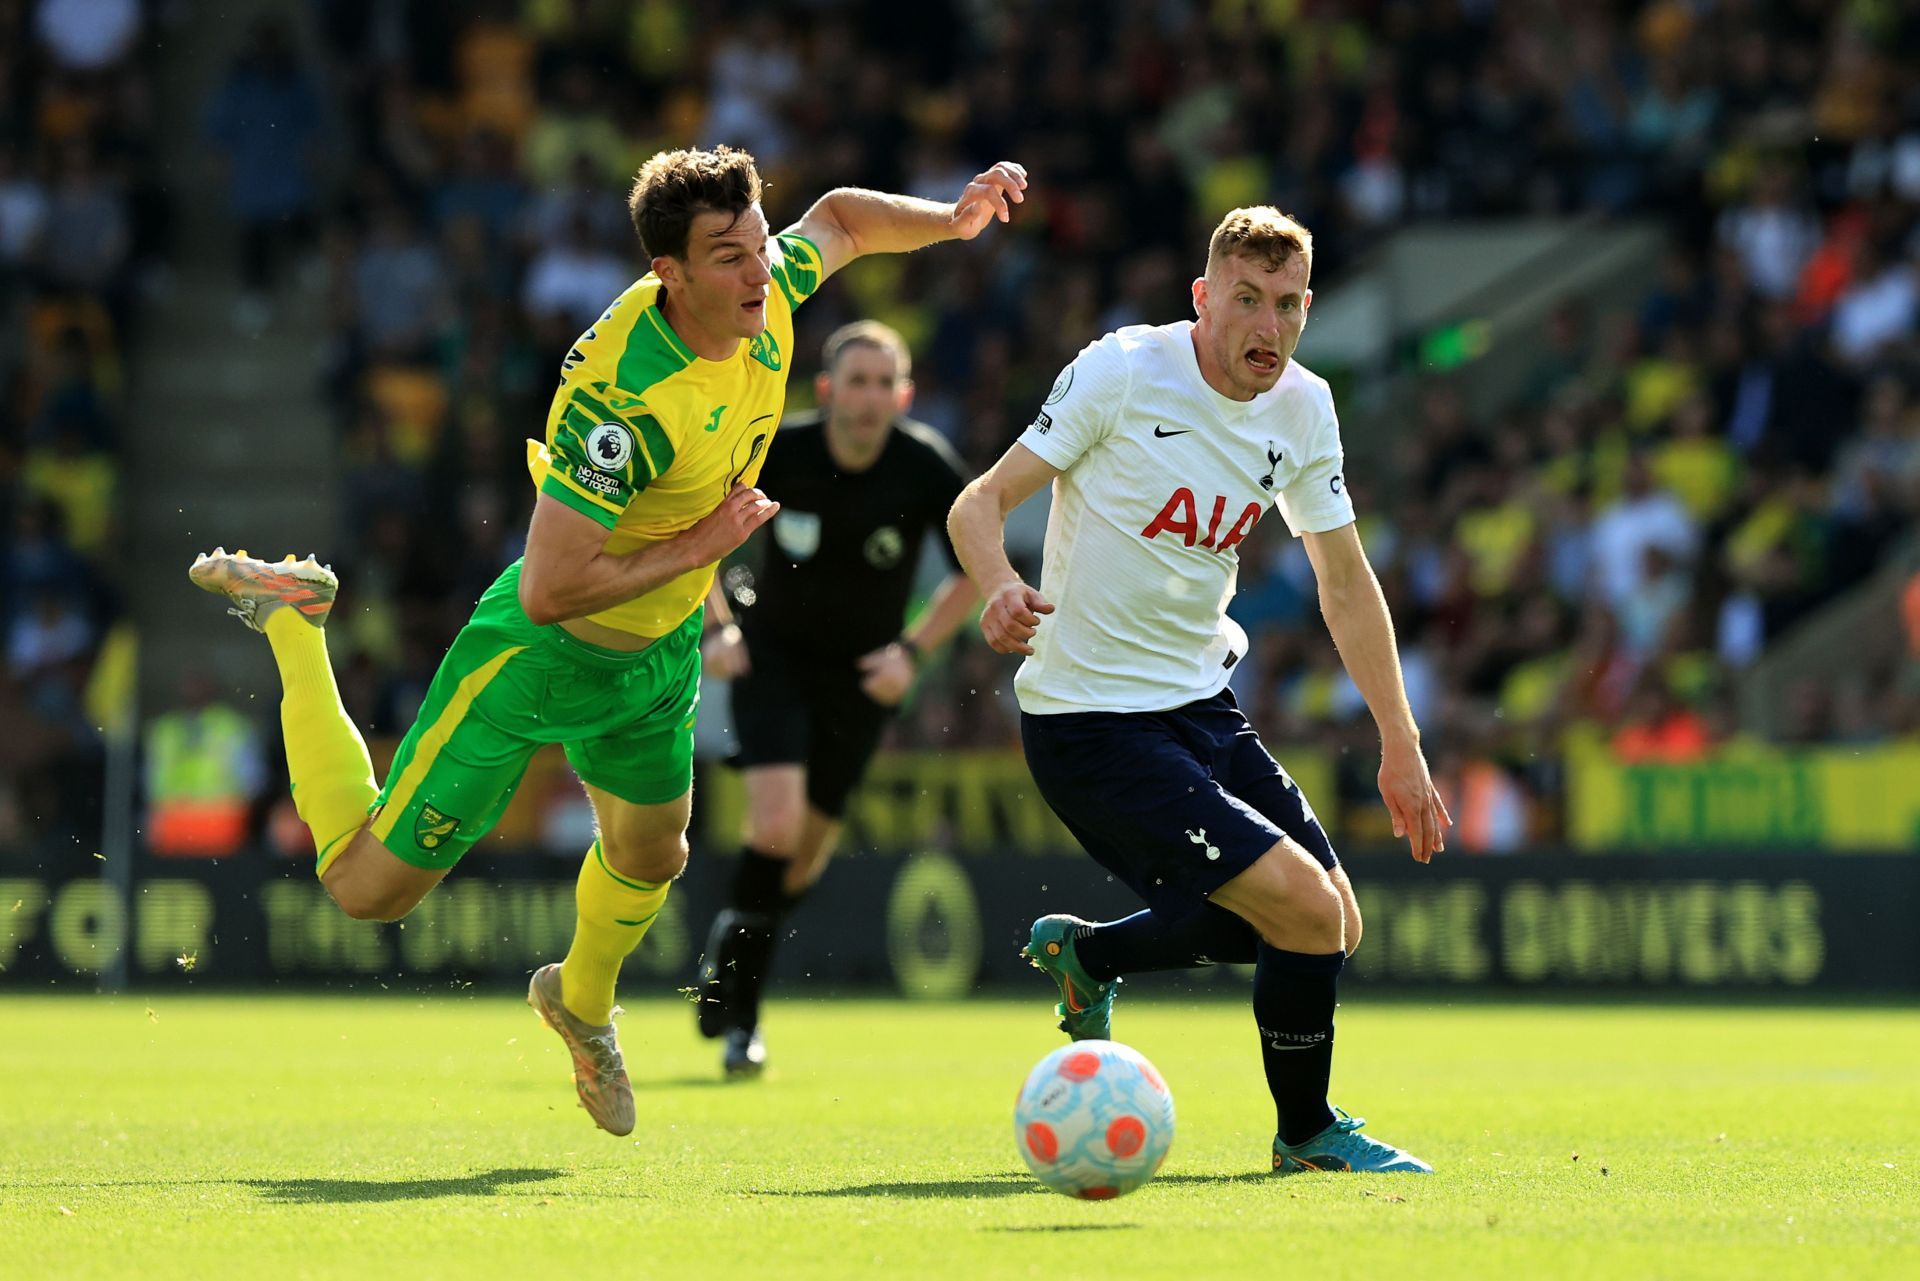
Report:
1073,905,1260,982
1254,944,1344,1146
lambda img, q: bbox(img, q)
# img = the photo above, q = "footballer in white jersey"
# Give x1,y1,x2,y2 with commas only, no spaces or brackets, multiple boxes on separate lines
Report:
950,206,1450,1176
1013,320,1354,714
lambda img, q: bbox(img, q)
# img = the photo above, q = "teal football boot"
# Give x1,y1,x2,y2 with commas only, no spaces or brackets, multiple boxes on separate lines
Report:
1022,915,1119,1041
1272,1109,1433,1174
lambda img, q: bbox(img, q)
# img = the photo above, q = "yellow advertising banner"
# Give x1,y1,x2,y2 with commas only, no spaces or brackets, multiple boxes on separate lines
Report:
1569,738,1920,850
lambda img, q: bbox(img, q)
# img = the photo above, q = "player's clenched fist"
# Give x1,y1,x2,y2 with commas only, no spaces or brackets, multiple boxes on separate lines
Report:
683,483,779,566
980,580,1054,655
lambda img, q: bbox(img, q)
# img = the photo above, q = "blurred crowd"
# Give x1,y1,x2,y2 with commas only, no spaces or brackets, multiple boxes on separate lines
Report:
11,0,1920,853
0,0,159,845
296,0,1918,850
1209,0,1920,847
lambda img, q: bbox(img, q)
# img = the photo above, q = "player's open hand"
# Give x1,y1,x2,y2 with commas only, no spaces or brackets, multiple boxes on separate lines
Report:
980,580,1054,655
683,483,778,568
856,643,916,706
1378,737,1451,863
702,622,750,680
949,162,1028,240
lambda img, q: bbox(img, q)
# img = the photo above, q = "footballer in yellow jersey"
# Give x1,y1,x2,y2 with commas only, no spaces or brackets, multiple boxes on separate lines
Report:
190,146,1028,1134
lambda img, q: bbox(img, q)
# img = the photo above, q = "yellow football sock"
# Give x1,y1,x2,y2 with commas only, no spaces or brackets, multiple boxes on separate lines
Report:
263,607,378,877
561,840,671,1025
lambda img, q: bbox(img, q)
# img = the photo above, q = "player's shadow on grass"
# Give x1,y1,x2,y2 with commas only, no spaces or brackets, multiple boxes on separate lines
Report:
645,1074,753,1089
243,1167,568,1204
779,1171,1270,1199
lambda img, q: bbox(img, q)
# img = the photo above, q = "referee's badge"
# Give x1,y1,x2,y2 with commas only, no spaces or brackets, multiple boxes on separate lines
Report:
863,525,905,568
774,509,821,561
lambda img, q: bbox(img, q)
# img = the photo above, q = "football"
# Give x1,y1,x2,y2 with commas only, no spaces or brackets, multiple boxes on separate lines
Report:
1013,1040,1176,1199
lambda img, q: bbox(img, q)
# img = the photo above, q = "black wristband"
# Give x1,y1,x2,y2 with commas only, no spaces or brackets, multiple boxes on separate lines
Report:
896,635,924,665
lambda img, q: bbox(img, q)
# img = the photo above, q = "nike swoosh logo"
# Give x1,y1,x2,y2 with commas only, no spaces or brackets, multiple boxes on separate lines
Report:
1062,977,1087,1013
1153,425,1193,438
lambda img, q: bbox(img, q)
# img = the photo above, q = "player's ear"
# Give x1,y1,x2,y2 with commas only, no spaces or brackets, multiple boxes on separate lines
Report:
896,377,916,414
1191,276,1209,320
652,254,681,289
815,370,832,405
1303,287,1313,314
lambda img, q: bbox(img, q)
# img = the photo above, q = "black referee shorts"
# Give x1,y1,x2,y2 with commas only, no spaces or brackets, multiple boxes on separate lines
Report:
729,641,893,820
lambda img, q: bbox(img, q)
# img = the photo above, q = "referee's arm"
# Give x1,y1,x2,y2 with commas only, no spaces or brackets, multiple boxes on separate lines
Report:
902,573,979,656
700,580,750,680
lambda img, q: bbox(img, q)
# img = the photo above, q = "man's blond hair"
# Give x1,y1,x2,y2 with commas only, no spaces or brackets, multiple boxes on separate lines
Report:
1206,206,1314,279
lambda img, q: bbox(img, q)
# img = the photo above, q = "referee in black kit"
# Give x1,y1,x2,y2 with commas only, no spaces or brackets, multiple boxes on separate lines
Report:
697,320,979,1077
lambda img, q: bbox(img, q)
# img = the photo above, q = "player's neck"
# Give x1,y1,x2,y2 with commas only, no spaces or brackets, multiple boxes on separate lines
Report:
657,291,739,362
1189,325,1258,402
824,416,890,472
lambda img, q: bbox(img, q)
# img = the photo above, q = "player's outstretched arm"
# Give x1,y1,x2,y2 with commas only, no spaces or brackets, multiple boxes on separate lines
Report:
519,484,778,626
948,442,1059,656
1302,523,1452,862
785,161,1027,280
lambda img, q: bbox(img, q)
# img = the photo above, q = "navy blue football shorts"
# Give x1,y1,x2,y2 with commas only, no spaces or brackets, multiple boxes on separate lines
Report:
1019,687,1337,921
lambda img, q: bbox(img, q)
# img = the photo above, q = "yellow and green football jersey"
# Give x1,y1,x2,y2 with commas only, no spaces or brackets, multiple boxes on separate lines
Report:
525,231,823,637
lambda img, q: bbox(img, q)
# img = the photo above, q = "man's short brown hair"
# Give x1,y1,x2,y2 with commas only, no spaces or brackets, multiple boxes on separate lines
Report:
822,320,912,378
628,146,763,261
1206,206,1314,279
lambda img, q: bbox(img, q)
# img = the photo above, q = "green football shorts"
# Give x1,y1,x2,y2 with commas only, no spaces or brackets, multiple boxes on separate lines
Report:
368,559,701,870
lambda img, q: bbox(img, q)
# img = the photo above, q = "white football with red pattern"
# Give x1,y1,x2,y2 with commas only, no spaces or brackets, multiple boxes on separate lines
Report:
1013,1039,1175,1199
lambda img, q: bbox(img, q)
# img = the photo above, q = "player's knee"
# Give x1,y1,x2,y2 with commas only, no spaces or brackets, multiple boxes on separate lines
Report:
603,830,689,884
1275,869,1344,953
1343,898,1364,956
1311,878,1347,949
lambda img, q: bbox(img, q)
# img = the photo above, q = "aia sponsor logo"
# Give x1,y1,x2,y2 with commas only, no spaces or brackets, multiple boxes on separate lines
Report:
1140,487,1262,552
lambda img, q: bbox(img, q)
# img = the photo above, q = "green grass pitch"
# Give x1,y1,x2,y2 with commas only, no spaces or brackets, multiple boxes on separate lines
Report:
2,993,1914,1279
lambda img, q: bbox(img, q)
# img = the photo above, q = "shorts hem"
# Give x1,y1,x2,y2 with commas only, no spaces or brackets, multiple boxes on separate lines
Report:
575,770,694,808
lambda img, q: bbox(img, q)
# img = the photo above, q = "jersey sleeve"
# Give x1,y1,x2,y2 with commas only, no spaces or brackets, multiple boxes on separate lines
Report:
1017,333,1131,472
1275,399,1357,537
539,382,676,529
769,233,825,310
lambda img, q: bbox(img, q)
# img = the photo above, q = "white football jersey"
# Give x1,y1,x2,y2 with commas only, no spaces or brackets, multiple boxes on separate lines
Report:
1014,321,1355,715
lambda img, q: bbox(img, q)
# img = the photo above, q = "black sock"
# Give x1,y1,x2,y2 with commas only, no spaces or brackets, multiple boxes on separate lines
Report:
722,847,808,1032
1073,905,1260,982
1254,944,1344,1146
